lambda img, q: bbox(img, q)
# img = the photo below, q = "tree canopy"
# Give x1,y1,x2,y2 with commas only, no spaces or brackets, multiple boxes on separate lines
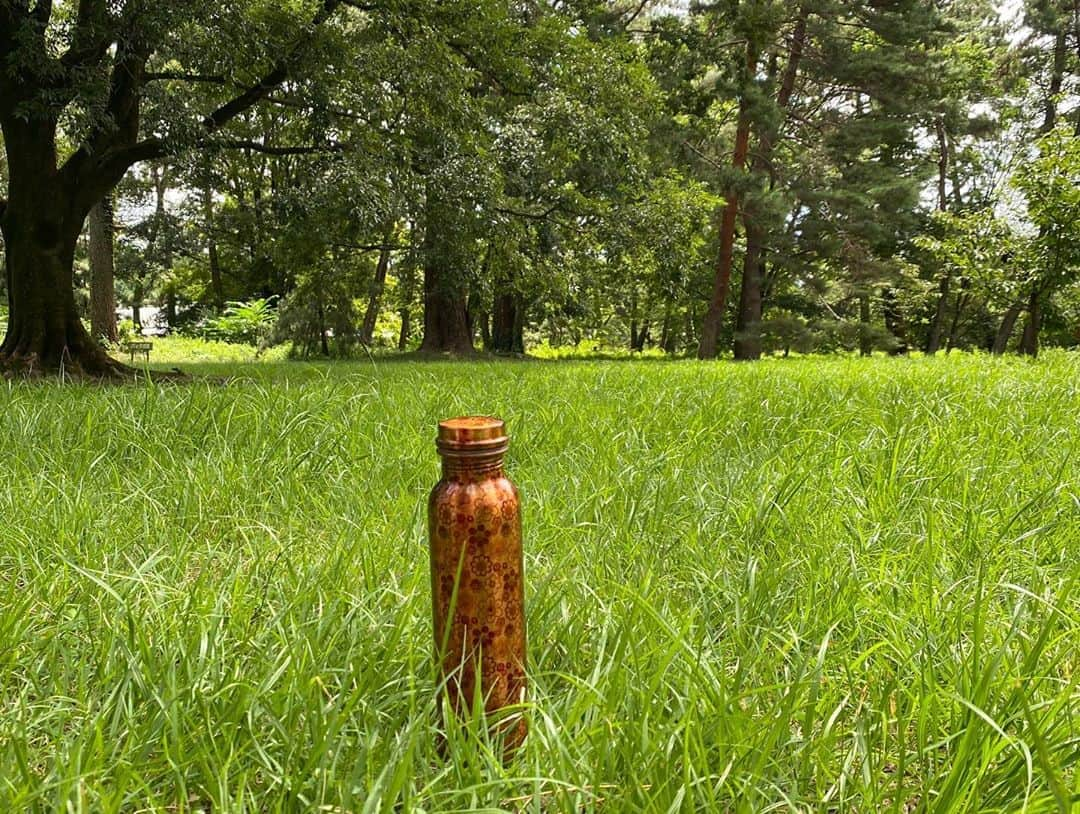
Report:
1,0,1078,373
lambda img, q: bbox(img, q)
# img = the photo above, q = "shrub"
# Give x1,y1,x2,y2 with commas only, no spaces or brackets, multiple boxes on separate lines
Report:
191,298,277,346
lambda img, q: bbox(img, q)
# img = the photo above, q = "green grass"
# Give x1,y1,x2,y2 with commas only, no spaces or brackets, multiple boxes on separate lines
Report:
1,349,1078,812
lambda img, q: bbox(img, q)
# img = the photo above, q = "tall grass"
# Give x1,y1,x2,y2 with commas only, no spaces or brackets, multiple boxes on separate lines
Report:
0,351,1077,812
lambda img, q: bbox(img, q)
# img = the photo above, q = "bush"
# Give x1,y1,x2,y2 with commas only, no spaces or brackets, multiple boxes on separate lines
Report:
272,280,361,358
191,298,277,346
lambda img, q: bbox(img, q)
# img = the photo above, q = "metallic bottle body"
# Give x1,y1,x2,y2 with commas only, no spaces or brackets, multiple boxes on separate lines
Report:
429,430,526,748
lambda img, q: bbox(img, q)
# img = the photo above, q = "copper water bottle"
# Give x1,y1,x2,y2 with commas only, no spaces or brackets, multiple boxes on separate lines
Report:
429,416,527,749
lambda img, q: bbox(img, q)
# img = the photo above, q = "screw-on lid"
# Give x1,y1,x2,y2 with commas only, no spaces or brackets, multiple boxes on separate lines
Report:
436,416,509,455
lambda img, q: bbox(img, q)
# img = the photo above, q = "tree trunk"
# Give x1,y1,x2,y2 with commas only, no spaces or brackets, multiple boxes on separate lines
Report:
418,261,474,354
631,319,649,352
733,219,765,360
489,242,523,354
132,282,143,330
660,300,677,353
697,41,757,360
360,227,394,346
1043,29,1066,134
491,290,524,353
882,287,908,353
3,224,91,366
925,275,950,355
398,307,411,351
992,303,1022,354
480,311,492,350
203,178,224,309
418,194,473,354
512,302,524,353
1013,31,1067,357
858,292,872,357
945,290,967,353
396,243,417,351
165,291,177,329
1020,285,1042,358
0,118,123,376
925,116,952,355
464,295,475,342
731,8,808,362
1,206,117,375
317,276,330,356
88,196,118,344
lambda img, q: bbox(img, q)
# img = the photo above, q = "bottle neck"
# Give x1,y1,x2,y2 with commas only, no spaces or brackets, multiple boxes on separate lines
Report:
440,453,506,480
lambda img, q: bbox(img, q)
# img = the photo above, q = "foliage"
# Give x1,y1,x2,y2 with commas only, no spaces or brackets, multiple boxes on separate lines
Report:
271,249,369,357
914,209,1025,308
3,0,1080,367
1012,126,1080,293
190,298,278,346
116,319,140,345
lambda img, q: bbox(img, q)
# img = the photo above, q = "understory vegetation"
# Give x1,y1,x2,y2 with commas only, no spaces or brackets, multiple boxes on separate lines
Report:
0,351,1077,812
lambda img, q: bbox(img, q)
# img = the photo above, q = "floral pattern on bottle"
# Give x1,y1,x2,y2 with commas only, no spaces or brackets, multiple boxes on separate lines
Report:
429,417,527,752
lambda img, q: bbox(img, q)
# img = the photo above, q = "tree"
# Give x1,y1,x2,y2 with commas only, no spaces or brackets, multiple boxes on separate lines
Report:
87,195,117,343
683,0,944,360
914,208,1022,351
1011,126,1080,357
0,0,366,374
1010,0,1080,355
922,1,1013,354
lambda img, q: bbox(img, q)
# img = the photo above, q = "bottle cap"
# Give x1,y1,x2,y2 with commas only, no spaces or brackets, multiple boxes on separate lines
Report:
436,416,509,455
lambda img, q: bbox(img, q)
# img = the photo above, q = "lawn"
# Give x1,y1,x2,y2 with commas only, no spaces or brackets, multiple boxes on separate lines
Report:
0,348,1078,812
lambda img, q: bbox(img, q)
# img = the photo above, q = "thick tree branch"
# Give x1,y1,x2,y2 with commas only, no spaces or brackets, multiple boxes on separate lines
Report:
144,71,228,84
265,93,370,123
201,0,343,132
59,21,151,209
59,0,112,71
332,241,408,252
210,139,349,155
63,0,347,210
620,0,650,27
494,202,568,223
